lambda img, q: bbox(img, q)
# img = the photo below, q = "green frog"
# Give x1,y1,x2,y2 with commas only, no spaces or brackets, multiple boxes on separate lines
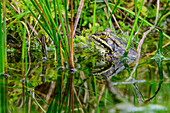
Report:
91,31,137,77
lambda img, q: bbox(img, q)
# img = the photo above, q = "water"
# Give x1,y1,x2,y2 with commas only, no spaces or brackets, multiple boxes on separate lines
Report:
4,43,170,113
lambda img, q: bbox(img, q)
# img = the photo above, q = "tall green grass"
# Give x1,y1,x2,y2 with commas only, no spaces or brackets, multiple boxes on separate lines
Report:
22,0,75,69
21,20,28,113
0,0,5,112
0,0,7,112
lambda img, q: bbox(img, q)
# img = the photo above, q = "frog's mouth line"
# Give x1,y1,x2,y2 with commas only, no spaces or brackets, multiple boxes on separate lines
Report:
92,34,113,54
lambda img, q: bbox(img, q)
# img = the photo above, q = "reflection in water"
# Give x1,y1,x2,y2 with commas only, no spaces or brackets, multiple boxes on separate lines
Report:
89,53,167,111
5,45,169,112
144,81,163,103
10,72,163,112
41,34,47,83
6,57,169,112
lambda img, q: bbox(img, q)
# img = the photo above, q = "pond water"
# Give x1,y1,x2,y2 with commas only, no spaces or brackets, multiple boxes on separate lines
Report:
5,35,170,113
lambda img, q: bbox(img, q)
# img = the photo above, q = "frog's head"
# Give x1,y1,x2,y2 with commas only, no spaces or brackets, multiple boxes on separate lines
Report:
92,32,114,54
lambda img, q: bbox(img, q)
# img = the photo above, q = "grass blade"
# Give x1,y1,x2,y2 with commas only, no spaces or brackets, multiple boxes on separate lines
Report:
56,0,69,57
0,0,7,112
124,0,144,56
94,76,100,113
106,0,120,26
156,1,169,26
92,0,97,33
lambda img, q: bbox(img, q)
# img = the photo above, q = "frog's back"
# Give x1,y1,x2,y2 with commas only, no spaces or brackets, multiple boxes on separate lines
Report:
109,33,137,60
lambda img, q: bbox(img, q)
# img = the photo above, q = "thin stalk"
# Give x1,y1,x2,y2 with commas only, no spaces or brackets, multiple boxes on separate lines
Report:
32,90,49,106
104,89,108,107
106,0,120,26
53,0,58,26
68,78,72,113
44,0,51,14
3,0,8,111
64,82,70,112
21,27,25,113
24,22,28,113
123,0,144,57
27,92,46,112
64,0,71,38
49,2,69,64
0,0,6,112
24,1,29,112
156,1,169,26
68,76,74,113
134,0,138,78
94,76,100,113
60,39,64,67
92,0,97,33
155,0,159,25
21,21,29,112
52,0,62,64
50,14,62,66
56,0,69,57
152,28,166,60
117,13,128,34
58,73,64,112
35,0,51,25
73,0,84,37
31,0,52,34
70,0,74,69
134,0,138,46
3,0,7,75
5,11,30,21
63,0,72,69
71,75,74,113
106,0,112,30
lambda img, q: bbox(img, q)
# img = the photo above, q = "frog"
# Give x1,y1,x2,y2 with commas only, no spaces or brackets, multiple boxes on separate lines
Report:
91,32,137,61
91,31,137,77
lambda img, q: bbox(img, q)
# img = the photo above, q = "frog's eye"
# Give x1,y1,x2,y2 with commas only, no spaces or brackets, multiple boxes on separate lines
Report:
101,33,106,35
100,32,109,39
100,32,107,39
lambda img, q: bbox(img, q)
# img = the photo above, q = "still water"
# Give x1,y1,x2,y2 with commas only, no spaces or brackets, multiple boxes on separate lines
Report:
5,40,170,113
